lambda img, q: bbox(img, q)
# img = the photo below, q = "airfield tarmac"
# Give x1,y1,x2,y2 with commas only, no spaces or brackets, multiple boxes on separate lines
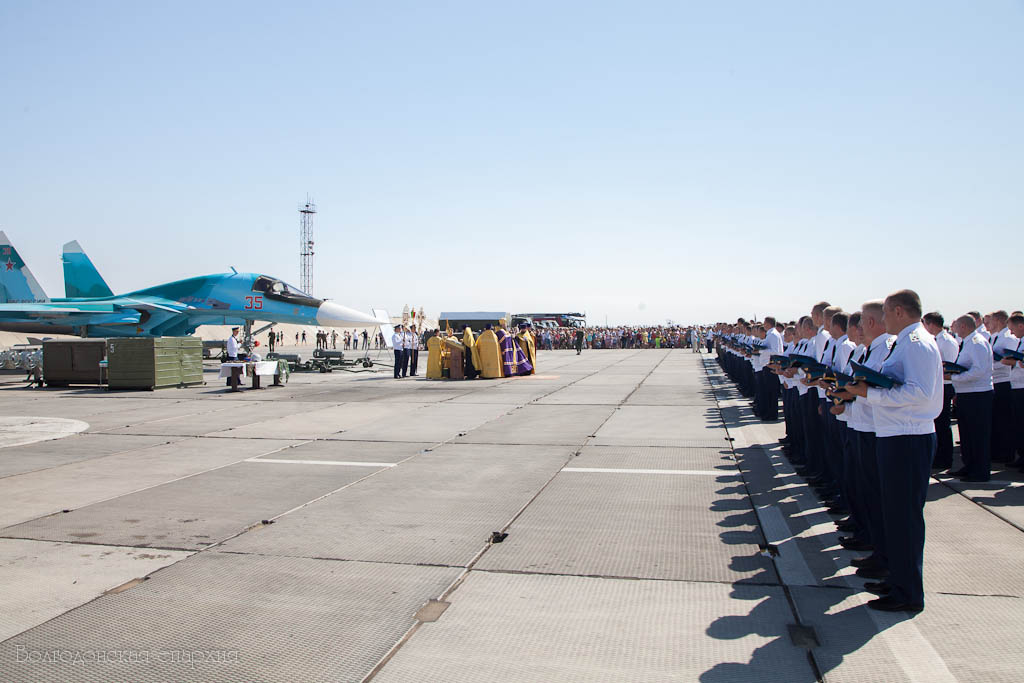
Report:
0,349,1021,682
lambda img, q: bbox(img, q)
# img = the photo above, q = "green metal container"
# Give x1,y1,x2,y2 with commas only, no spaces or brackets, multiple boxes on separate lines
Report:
106,337,204,390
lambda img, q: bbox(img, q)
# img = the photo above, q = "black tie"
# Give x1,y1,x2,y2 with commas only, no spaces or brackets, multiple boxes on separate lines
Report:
862,345,873,363
883,340,897,360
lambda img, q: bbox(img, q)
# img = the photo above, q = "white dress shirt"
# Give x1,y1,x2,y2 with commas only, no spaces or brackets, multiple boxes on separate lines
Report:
846,333,896,433
391,332,405,350
813,328,833,399
864,322,942,437
226,335,239,359
829,334,856,372
951,331,993,394
766,328,784,354
990,328,1017,385
1009,337,1024,390
780,340,795,389
835,343,866,424
794,339,814,396
934,330,959,386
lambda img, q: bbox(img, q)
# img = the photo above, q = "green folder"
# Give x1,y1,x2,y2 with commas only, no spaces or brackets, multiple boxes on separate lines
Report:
850,361,901,389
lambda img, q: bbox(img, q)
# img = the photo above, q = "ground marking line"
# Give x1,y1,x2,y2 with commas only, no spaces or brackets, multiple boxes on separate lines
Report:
245,458,396,467
561,467,724,476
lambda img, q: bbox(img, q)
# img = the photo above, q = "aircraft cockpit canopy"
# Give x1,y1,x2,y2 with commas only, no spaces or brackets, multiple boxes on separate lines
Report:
251,276,323,306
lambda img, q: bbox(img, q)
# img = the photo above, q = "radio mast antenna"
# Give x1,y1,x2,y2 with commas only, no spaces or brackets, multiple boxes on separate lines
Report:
299,196,316,295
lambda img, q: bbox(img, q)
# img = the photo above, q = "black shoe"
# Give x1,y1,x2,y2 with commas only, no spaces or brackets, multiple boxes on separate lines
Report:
827,506,850,516
836,520,857,532
959,476,991,483
856,566,889,579
867,597,922,613
850,555,880,568
839,536,871,551
948,468,968,477
863,581,891,595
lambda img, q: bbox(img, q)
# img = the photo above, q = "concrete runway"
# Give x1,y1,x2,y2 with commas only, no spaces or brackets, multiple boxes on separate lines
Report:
0,350,1020,681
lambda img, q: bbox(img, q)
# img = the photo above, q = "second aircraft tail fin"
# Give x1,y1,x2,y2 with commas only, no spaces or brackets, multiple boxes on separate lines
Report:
62,240,114,298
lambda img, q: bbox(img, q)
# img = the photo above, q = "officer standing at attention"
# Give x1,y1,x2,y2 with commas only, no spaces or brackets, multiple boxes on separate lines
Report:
392,325,406,379
574,328,585,355
949,314,994,481
407,325,420,377
1004,313,1024,469
226,326,240,361
922,312,958,470
843,289,942,613
987,311,1016,464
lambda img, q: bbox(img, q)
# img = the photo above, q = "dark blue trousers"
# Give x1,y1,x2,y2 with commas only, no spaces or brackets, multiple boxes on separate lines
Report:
801,392,825,479
855,429,885,561
957,391,993,480
393,350,403,378
992,382,1013,462
876,433,936,607
837,421,862,531
933,384,955,470
759,370,778,420
821,401,843,496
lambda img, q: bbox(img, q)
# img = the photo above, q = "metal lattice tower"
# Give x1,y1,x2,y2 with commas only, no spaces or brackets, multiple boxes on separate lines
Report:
299,197,316,295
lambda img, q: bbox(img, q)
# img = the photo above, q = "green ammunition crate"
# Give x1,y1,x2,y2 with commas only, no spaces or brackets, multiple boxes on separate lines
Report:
42,339,107,386
106,337,204,390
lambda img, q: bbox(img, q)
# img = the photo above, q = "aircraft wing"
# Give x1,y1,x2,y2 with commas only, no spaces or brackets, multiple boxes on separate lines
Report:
0,302,141,326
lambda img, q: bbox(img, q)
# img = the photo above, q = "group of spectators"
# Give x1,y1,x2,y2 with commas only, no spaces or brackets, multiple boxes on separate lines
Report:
534,326,710,351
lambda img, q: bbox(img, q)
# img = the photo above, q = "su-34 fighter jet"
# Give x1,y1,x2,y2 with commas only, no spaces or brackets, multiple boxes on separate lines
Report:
0,232,379,337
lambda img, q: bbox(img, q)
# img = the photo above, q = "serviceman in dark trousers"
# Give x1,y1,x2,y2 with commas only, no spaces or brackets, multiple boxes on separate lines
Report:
407,325,420,377
1003,313,1024,469
987,310,1016,464
922,312,958,470
834,301,895,574
844,290,942,612
950,314,994,480
574,328,584,355
391,325,406,379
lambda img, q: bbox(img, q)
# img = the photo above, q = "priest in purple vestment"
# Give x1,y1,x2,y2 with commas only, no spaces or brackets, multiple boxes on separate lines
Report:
496,321,533,376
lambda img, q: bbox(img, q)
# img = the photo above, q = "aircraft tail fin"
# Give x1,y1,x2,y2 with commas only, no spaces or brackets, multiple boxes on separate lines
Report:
0,231,49,303
62,240,114,298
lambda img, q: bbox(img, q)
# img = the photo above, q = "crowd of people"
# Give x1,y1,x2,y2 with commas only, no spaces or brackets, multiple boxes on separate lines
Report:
713,291,1023,615
534,325,711,351
264,328,386,353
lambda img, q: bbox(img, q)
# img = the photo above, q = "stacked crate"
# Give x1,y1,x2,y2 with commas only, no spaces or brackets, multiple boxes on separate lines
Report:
106,337,204,390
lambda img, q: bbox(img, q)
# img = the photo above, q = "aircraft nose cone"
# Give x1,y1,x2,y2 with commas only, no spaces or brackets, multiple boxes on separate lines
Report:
316,301,379,327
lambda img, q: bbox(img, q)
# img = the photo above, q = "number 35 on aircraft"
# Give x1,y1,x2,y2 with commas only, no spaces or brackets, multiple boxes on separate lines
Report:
244,295,263,310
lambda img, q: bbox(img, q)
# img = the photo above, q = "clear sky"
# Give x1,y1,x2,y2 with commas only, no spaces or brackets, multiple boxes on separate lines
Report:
1,1,1021,326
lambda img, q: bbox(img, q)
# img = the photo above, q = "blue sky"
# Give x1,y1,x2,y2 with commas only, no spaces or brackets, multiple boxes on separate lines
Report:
1,1,1021,325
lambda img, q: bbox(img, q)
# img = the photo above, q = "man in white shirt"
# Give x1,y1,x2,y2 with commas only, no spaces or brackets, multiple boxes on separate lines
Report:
833,301,894,581
1003,313,1024,470
406,325,420,377
830,311,864,541
761,317,784,421
987,310,1016,464
844,290,942,612
923,312,959,470
950,314,994,480
391,325,406,379
818,311,857,516
226,327,240,361
785,317,822,479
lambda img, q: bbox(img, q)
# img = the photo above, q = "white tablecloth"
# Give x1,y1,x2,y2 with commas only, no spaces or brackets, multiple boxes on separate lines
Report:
218,363,248,379
253,361,279,377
